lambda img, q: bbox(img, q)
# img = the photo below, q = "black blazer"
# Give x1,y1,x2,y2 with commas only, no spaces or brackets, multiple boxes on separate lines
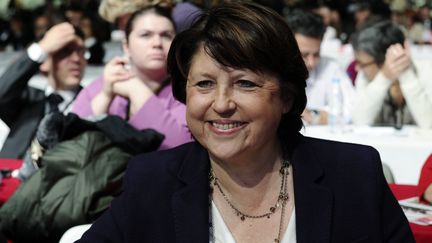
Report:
0,53,81,159
78,136,414,243
0,53,46,158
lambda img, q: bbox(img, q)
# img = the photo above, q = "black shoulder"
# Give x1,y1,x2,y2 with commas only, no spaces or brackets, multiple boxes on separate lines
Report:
296,136,382,177
300,136,380,162
123,142,200,191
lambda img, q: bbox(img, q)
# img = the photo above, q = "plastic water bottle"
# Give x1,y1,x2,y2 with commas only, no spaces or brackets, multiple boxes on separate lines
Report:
328,77,345,133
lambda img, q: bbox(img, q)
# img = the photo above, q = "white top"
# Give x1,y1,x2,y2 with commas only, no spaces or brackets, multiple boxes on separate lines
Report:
353,59,432,129
59,224,92,243
306,56,356,123
211,201,296,243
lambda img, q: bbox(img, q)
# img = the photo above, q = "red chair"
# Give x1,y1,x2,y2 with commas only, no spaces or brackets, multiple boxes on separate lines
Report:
418,154,432,199
0,159,22,206
389,154,432,243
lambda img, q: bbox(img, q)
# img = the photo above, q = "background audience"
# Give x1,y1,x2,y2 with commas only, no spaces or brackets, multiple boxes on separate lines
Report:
79,13,106,65
286,9,355,125
352,20,432,129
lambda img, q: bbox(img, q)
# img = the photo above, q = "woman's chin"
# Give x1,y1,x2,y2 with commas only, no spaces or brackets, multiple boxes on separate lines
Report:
207,143,246,163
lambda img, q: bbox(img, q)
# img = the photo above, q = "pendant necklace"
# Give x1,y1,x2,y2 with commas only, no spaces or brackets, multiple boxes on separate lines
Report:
210,160,290,242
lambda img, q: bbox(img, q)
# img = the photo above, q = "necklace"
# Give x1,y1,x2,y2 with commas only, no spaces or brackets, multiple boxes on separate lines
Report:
209,160,290,242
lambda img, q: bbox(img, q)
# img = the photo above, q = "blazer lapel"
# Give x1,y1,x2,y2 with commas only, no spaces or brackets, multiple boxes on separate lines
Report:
172,142,210,242
292,137,333,243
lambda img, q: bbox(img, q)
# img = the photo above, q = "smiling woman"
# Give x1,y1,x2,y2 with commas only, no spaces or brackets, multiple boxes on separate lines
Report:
77,2,414,243
185,48,289,163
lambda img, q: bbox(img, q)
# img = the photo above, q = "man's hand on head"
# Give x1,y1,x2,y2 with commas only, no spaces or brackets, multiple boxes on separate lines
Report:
38,22,77,55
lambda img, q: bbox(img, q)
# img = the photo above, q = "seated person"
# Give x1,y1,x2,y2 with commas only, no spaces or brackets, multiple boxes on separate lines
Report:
79,14,106,65
0,22,87,159
33,12,53,41
77,3,414,242
72,6,192,150
285,9,355,125
57,5,199,242
351,20,432,128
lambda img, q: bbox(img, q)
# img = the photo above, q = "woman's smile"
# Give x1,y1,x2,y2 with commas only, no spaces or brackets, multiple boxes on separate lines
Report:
208,120,247,135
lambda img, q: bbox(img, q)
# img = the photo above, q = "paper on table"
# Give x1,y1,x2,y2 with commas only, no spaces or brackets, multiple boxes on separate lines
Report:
399,197,432,211
399,197,432,225
412,215,432,226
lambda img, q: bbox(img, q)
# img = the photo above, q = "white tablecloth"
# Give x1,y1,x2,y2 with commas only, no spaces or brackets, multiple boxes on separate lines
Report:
301,125,432,185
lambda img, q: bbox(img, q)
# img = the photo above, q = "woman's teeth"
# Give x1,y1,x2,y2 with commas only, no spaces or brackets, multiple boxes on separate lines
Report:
212,122,242,130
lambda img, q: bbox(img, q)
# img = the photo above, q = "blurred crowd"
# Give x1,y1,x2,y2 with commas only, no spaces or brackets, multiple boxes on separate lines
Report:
0,0,109,64
2,1,432,58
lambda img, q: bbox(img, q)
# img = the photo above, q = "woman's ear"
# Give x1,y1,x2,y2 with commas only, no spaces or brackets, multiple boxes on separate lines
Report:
282,97,293,114
122,40,130,58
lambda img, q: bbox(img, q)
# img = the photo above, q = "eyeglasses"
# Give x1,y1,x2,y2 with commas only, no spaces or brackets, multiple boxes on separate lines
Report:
356,60,376,69
56,44,88,59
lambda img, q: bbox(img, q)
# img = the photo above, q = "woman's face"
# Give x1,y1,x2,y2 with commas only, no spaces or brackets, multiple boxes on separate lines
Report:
186,47,289,162
355,50,380,82
124,12,175,75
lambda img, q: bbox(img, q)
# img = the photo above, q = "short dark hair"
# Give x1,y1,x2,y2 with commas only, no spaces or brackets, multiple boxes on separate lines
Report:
285,9,326,39
351,20,405,65
167,2,308,156
124,5,175,42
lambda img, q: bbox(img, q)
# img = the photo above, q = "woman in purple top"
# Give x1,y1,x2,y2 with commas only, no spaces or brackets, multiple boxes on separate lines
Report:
72,5,192,150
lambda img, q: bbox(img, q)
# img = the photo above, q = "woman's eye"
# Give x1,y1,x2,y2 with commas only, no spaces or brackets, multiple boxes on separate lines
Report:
140,32,151,37
161,32,174,40
236,79,258,88
195,80,215,89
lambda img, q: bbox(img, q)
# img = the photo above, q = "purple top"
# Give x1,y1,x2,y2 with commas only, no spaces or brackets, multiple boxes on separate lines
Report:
72,77,192,150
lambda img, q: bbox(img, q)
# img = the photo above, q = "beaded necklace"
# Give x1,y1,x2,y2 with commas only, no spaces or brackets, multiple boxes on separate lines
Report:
209,160,290,242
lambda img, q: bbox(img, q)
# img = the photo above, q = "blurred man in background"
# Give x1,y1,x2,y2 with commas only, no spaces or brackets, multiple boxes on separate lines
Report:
286,9,355,125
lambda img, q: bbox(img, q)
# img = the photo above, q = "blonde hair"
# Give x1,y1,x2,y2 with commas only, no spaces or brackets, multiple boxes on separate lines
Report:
98,0,173,23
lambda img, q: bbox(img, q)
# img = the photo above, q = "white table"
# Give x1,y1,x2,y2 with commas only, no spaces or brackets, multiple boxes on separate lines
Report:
301,125,432,185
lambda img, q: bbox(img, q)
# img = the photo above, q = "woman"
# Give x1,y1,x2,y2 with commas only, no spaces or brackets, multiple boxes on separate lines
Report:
72,5,191,149
351,20,432,129
77,3,414,242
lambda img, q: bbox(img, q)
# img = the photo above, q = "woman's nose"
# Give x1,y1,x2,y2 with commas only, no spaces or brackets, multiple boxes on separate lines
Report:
212,89,236,114
151,35,162,47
